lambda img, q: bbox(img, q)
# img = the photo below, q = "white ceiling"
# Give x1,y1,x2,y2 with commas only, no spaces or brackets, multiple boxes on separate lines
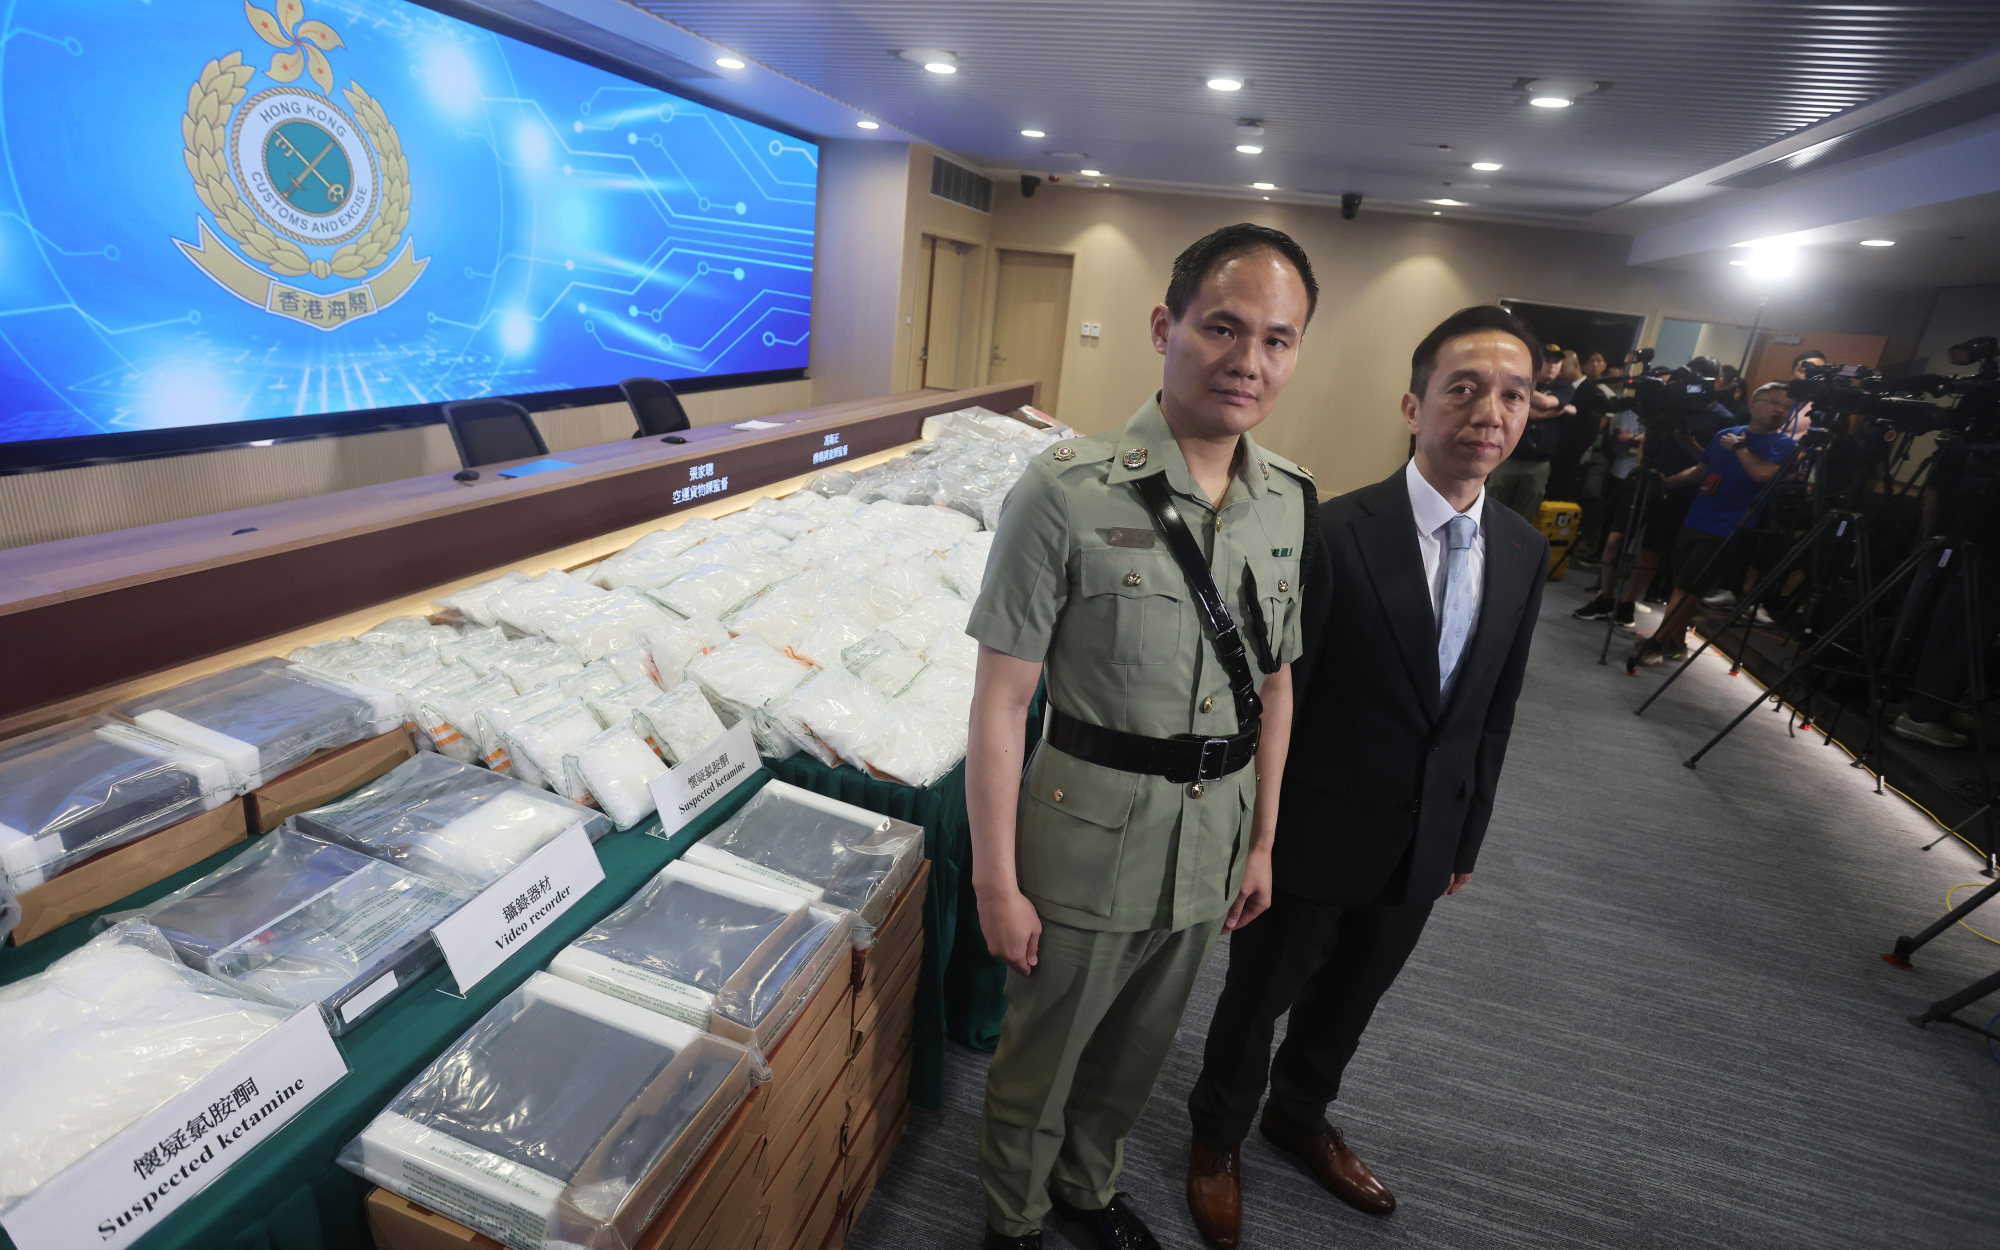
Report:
623,0,2000,224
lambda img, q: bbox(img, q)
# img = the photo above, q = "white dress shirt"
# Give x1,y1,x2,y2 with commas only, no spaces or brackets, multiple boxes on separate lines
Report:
1405,458,1486,624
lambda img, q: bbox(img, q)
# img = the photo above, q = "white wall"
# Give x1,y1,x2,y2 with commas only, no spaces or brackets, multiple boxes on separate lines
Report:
1905,283,2000,373
808,140,911,403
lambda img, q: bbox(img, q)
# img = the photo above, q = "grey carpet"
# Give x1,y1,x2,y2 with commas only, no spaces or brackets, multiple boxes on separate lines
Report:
848,576,2000,1250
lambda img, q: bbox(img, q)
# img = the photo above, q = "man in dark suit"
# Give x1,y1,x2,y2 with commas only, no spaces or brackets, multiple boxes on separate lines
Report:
1183,305,1548,1247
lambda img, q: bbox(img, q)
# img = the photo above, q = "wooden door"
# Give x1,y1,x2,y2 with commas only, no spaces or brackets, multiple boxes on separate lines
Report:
920,237,974,389
989,249,1073,413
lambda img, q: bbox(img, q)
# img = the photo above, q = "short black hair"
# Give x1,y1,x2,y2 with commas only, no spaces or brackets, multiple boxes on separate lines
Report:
1793,350,1827,367
1408,305,1544,396
1164,223,1318,325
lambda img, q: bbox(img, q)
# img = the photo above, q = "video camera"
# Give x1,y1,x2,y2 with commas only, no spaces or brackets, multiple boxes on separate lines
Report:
1786,337,1999,438
1602,348,1719,434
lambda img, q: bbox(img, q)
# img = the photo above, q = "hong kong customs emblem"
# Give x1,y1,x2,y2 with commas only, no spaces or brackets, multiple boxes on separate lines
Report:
175,0,427,329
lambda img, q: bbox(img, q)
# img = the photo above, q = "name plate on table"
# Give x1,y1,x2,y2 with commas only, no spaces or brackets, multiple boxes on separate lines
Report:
650,721,758,837
431,823,604,993
1,1007,346,1250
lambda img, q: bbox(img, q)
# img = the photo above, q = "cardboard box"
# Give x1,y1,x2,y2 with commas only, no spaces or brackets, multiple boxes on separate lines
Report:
8,797,247,945
850,860,929,998
760,960,856,1148
246,726,414,832
758,1068,850,1245
838,1101,910,1241
786,1162,844,1250
849,986,916,1105
636,1089,767,1250
366,1190,507,1250
843,1044,912,1177
851,938,921,1060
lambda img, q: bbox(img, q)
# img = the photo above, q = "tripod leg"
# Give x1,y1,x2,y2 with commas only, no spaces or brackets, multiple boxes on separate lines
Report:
1907,965,2000,1029
1685,539,1943,769
1636,510,1845,716
1956,546,1999,873
1600,474,1651,667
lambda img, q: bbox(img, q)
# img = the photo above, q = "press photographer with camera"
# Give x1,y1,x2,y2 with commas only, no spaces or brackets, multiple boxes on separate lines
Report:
1486,346,1571,521
1629,381,1798,666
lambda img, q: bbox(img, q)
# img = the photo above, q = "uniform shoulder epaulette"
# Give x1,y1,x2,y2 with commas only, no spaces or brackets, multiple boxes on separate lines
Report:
1256,448,1313,486
1037,434,1116,471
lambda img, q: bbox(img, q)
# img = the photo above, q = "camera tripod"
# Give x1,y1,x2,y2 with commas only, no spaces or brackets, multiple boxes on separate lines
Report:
1593,466,1665,667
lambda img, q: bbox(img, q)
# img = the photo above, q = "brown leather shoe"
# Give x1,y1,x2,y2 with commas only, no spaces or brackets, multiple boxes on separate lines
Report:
1258,1110,1396,1216
1185,1140,1242,1248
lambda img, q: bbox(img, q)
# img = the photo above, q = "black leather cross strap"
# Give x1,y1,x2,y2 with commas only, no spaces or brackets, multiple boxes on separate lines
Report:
1133,472,1271,720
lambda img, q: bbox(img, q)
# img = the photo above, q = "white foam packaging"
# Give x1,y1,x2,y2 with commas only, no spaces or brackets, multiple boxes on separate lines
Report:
337,973,754,1250
290,754,611,891
0,921,293,1211
117,659,402,792
0,718,236,893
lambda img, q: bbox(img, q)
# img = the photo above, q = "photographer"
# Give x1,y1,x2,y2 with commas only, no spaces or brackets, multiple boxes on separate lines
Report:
1891,435,2000,747
1631,382,1798,666
1488,346,1569,521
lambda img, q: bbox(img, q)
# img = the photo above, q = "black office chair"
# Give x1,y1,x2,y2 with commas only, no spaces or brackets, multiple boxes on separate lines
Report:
620,376,692,438
441,398,548,469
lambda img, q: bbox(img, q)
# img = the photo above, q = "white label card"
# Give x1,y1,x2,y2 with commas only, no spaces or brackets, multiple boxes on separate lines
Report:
649,721,759,837
0,1008,347,1250
431,822,604,993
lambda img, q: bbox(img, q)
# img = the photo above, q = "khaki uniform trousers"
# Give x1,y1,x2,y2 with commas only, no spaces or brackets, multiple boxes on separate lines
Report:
978,914,1224,1235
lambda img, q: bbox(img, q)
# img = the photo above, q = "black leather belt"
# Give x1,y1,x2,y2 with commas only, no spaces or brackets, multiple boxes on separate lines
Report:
1045,706,1259,785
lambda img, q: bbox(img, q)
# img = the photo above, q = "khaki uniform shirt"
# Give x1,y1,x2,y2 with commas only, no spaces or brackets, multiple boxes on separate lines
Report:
968,396,1309,932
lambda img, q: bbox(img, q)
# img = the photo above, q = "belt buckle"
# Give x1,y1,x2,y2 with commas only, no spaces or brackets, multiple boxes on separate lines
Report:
1196,736,1231,782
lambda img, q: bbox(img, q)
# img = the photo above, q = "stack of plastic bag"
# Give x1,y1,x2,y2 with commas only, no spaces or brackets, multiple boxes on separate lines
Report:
503,699,606,804
115,658,401,791
415,671,515,765
494,640,585,695
0,922,294,1210
683,780,924,942
339,973,754,1250
107,830,465,1034
291,754,610,890
477,685,569,784
489,571,611,639
435,571,530,627
639,613,730,688
0,717,235,893
770,667,892,770
549,859,848,1056
685,637,811,759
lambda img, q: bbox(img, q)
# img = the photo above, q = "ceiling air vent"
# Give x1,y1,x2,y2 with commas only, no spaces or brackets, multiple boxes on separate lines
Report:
930,155,994,212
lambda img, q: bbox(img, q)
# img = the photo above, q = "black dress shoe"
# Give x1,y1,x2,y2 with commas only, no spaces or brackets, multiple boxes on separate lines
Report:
1048,1191,1162,1250
983,1227,1042,1249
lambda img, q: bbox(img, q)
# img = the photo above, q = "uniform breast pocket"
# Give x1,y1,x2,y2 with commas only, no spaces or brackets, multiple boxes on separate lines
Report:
1076,547,1186,665
1248,556,1301,661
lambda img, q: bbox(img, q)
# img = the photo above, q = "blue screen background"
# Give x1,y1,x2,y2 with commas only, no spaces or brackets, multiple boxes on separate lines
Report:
0,0,818,444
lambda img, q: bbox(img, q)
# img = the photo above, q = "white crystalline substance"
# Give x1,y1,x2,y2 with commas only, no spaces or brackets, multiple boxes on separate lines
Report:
566,725,667,830
634,682,729,766
0,927,287,1207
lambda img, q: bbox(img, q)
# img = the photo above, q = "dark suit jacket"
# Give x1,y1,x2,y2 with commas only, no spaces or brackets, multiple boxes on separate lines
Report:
1276,467,1546,907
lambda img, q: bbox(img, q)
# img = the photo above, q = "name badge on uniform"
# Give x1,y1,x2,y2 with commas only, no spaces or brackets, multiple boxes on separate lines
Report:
1104,528,1157,549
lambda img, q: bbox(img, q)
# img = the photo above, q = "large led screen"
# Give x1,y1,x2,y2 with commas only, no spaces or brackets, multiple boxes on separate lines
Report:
0,0,818,450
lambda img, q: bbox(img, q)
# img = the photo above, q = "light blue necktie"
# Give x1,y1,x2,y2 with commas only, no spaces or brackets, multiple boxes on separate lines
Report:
1436,514,1477,698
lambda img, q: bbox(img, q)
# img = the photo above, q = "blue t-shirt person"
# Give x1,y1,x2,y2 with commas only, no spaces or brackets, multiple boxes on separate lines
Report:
1683,425,1796,535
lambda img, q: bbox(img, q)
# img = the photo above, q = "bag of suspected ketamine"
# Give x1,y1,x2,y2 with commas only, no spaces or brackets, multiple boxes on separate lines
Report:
116,658,402,791
564,724,668,831
339,973,754,1250
504,699,607,804
0,921,293,1211
419,672,517,765
291,754,610,890
0,717,235,893
435,570,530,628
633,682,728,767
477,684,570,784
106,830,465,1034
683,779,923,941
769,666,893,771
549,859,848,1056
685,636,812,759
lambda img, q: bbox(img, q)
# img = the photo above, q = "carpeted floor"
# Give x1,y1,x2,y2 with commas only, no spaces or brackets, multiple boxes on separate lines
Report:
848,575,2000,1250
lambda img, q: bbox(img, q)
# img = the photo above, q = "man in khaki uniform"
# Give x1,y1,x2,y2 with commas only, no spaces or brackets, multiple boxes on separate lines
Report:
965,223,1317,1250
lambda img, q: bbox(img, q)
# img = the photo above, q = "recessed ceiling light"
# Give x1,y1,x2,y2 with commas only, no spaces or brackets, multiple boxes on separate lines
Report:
1471,161,1503,171
1859,238,1896,247
1262,196,1271,200
899,49,957,73
1529,95,1571,108
1427,198,1467,206
1207,76,1243,91
1020,129,1046,138
855,120,880,130
1251,181,1276,190
1432,210,1442,215
925,61,957,74
1235,144,1263,155
714,56,745,70
1080,168,1101,177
